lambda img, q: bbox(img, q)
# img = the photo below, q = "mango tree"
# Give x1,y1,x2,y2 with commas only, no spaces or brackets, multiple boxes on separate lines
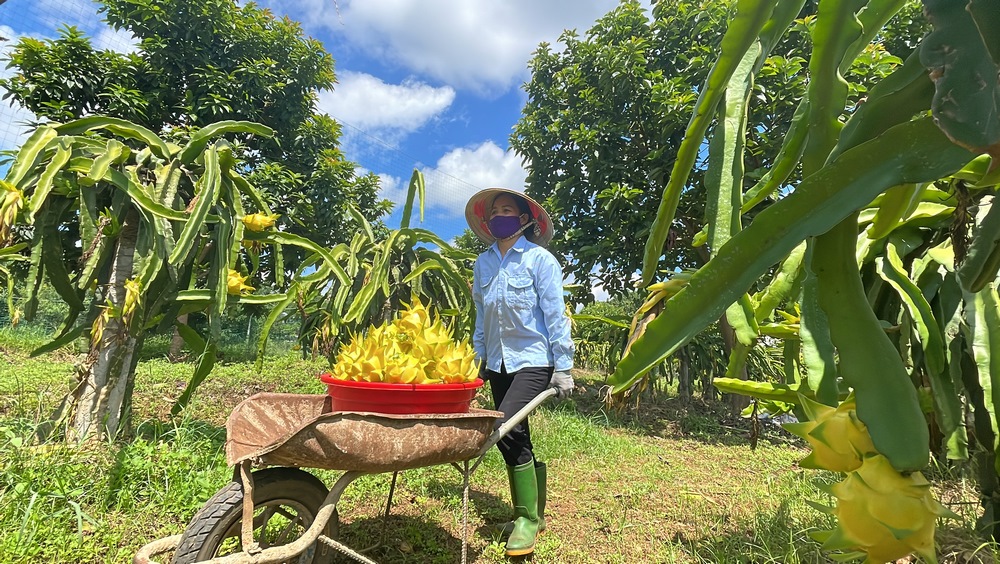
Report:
608,0,997,560
0,117,343,442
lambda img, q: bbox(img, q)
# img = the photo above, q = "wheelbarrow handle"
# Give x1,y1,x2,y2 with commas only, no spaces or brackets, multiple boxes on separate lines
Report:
471,387,557,468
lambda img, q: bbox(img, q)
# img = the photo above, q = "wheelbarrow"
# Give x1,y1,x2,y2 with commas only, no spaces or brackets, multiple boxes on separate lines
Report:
133,387,557,564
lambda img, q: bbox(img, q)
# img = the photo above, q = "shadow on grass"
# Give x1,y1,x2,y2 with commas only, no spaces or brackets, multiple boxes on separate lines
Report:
680,499,829,563
546,378,799,449
328,511,495,564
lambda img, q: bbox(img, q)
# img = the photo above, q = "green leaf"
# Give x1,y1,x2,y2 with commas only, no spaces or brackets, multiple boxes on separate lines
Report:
832,49,935,161
169,144,222,265
969,0,1000,64
875,242,964,461
55,116,172,160
226,170,273,215
920,0,1000,153
85,139,127,186
66,158,189,221
965,283,1000,472
571,314,629,329
611,116,973,394
4,126,58,187
0,243,28,259
210,197,235,330
400,168,424,229
255,285,301,372
40,200,84,312
815,216,928,471
178,121,274,164
800,0,864,172
30,325,87,357
958,197,1000,293
713,377,810,403
642,0,777,285
347,204,375,242
401,260,443,283
937,272,970,460
754,242,805,323
741,100,809,211
0,264,16,324
26,139,72,222
867,183,921,240
799,244,839,406
170,324,217,416
247,229,350,285
877,240,947,375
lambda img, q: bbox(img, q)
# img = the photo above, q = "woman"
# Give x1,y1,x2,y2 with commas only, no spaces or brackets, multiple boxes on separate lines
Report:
464,187,574,556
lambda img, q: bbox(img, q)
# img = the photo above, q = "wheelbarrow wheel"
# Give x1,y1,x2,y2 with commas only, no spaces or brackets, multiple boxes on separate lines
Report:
171,467,338,564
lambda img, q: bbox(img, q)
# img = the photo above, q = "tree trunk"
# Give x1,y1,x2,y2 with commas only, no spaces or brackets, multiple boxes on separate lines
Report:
63,212,142,442
677,347,692,403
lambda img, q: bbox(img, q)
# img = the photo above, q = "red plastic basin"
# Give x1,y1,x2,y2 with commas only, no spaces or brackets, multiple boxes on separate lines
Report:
319,374,485,414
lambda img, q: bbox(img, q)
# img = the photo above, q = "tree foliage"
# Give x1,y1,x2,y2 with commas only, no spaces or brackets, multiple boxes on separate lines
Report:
0,117,336,438
602,0,998,556
0,0,389,280
512,0,922,301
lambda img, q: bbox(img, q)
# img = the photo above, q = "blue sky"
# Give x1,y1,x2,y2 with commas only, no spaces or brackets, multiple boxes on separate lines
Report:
1,0,626,246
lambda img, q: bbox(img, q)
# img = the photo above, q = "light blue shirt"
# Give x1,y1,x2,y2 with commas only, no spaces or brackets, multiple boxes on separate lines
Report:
472,237,574,373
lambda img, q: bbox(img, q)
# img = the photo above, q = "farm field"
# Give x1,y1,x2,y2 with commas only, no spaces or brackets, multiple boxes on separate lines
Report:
0,328,994,564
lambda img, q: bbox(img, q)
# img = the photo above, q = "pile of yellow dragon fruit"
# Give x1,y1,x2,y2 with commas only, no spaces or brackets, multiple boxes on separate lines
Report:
785,396,957,563
329,298,480,384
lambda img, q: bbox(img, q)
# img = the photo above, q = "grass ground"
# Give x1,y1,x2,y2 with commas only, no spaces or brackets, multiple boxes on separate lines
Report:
0,326,997,563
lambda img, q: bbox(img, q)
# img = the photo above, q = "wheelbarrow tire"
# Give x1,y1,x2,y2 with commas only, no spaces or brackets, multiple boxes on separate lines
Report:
171,467,338,564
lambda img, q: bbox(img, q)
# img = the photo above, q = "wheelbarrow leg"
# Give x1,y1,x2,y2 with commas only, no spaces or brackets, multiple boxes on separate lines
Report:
239,460,261,555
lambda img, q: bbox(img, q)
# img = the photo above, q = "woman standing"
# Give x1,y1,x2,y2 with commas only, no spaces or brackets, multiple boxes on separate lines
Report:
464,188,574,556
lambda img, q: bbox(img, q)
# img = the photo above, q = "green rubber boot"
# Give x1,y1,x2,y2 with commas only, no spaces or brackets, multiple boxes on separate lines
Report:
505,461,541,556
499,462,546,535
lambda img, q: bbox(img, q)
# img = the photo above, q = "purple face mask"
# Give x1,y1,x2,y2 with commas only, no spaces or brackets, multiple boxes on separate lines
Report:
488,215,524,240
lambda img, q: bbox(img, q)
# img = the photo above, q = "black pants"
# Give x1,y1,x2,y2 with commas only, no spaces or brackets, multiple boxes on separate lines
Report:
487,364,553,466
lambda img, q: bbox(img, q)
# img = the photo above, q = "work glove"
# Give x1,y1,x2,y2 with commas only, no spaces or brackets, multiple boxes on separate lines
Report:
549,370,574,398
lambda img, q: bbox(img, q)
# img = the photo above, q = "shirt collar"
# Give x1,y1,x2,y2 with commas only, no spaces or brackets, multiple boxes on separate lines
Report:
490,235,533,259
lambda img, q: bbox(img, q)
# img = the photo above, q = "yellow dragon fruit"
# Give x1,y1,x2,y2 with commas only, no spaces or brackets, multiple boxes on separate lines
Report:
0,181,24,246
812,454,957,563
434,345,478,383
226,269,254,295
242,212,279,232
396,298,430,336
784,395,876,472
331,334,366,381
328,297,480,384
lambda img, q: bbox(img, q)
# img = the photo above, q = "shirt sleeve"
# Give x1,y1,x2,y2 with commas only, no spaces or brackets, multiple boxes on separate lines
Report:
534,250,574,371
472,257,486,364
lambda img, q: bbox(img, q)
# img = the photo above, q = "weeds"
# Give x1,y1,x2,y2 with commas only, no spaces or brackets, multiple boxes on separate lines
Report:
0,337,997,563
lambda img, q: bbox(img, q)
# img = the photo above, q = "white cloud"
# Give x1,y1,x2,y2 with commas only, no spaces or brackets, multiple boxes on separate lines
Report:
275,0,622,94
376,171,407,208
418,140,526,215
317,71,455,139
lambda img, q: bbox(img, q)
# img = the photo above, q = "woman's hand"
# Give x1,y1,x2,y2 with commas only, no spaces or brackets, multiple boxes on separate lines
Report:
549,370,574,398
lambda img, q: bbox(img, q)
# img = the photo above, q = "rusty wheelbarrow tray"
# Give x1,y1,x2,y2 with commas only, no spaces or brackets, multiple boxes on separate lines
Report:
134,387,556,564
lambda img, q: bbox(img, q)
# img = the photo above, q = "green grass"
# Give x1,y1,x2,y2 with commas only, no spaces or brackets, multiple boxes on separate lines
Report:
0,327,996,563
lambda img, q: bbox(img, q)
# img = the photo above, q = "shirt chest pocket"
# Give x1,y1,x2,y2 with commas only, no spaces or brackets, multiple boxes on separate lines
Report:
506,275,536,310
